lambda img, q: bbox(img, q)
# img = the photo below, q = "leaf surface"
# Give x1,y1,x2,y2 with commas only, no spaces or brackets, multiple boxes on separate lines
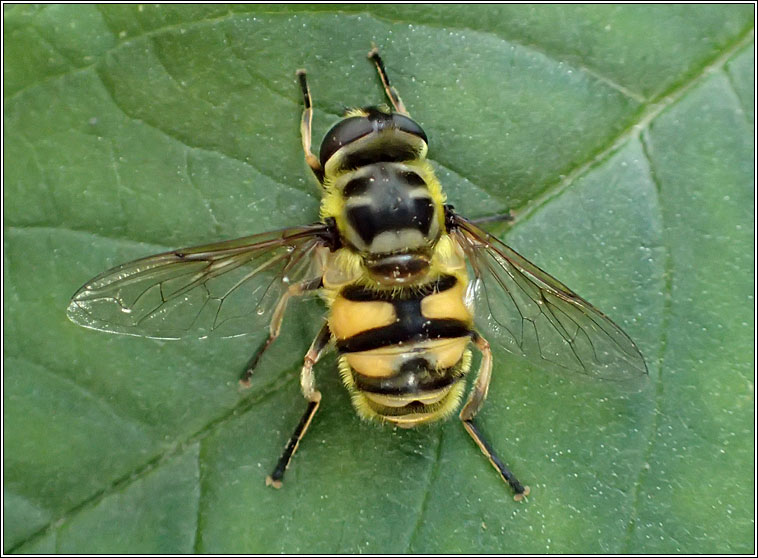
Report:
3,5,754,553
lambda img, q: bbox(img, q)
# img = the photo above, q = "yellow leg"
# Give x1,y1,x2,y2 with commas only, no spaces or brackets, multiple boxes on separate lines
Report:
295,69,324,182
239,277,321,388
367,47,409,116
461,332,530,501
266,323,331,487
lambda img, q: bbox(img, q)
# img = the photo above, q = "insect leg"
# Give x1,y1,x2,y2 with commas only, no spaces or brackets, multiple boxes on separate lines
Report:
461,331,530,501
239,277,322,388
266,322,332,488
367,46,409,116
469,212,515,226
295,69,324,182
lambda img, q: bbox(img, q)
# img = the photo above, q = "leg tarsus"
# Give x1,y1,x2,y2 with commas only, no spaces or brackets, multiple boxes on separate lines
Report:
469,211,515,226
267,394,321,487
265,476,283,489
296,69,324,182
462,418,529,500
239,335,275,389
461,331,529,501
266,324,331,487
367,46,409,116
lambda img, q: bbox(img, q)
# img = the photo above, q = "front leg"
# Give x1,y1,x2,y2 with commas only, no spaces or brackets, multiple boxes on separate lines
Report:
295,69,324,183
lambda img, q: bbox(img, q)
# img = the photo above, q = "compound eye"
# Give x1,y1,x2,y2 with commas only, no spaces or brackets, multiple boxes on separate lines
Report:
391,114,428,145
319,117,374,166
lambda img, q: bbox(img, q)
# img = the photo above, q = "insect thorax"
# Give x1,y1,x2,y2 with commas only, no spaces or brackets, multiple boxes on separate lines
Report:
318,108,447,286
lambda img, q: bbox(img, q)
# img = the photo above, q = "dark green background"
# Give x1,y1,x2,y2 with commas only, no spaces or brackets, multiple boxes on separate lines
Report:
4,4,754,553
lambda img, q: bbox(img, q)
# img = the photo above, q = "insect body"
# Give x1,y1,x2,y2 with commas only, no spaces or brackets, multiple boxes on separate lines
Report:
67,49,647,501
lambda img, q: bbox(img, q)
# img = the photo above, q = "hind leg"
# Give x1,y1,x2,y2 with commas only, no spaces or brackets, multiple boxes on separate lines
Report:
266,323,332,488
460,332,529,501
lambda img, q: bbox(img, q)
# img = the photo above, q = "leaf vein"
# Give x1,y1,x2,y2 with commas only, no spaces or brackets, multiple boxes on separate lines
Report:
6,370,298,554
6,353,155,438
183,149,222,235
5,224,172,252
721,64,754,128
405,427,444,552
360,9,647,103
621,131,671,551
193,439,205,553
510,26,755,227
90,65,314,205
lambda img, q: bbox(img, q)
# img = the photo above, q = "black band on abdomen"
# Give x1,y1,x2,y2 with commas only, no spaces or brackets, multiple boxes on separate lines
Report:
341,274,457,302
354,358,464,395
336,318,471,353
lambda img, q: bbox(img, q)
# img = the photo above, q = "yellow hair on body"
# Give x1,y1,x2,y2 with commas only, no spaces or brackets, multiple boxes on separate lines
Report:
337,349,473,426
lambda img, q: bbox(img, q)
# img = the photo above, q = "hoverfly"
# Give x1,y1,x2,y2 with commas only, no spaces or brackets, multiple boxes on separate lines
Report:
67,48,648,501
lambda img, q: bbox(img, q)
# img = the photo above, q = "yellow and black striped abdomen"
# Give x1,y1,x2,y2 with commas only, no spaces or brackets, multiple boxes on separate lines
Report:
329,274,474,427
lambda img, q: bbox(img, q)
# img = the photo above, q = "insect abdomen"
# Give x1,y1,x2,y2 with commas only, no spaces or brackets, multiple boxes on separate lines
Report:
329,274,474,427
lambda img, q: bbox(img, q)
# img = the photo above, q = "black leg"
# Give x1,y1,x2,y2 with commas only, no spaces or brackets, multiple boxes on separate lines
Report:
462,419,529,500
470,211,515,226
240,335,276,388
461,332,529,501
295,69,324,183
367,46,409,116
266,323,332,488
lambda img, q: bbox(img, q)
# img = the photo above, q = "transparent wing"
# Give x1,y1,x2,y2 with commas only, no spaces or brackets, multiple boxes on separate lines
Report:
450,213,648,383
67,224,329,340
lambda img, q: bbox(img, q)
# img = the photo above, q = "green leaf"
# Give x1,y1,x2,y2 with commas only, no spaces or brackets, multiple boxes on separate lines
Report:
4,5,753,554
